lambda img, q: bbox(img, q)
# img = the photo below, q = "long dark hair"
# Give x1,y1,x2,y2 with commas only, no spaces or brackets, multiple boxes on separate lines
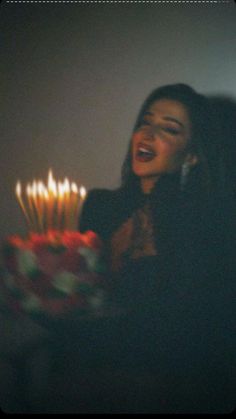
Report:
121,83,213,197
117,84,225,272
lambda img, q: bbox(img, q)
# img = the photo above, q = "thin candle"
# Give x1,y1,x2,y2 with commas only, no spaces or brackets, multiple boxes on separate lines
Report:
70,182,79,230
78,186,87,229
26,184,38,232
63,178,71,230
15,170,85,234
43,188,49,232
57,181,65,231
37,181,46,233
47,170,57,230
16,181,32,230
31,181,42,232
80,186,87,201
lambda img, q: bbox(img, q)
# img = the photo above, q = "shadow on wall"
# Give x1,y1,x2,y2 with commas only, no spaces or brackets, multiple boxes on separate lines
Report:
207,95,236,199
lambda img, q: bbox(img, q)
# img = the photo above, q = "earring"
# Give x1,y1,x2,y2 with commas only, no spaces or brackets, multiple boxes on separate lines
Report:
180,161,191,191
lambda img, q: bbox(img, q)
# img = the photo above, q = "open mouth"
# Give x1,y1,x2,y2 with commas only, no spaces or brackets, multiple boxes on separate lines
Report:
135,143,156,162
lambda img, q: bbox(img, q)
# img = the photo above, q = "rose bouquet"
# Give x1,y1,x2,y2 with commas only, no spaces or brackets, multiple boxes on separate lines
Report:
0,230,107,319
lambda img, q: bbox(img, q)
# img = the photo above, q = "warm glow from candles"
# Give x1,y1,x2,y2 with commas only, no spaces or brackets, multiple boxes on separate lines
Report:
15,170,86,233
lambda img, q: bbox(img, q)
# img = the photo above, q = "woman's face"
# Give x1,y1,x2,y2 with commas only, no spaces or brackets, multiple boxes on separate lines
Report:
132,98,195,193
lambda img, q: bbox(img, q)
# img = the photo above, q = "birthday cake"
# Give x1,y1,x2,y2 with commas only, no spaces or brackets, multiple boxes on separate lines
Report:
1,230,107,318
0,171,108,319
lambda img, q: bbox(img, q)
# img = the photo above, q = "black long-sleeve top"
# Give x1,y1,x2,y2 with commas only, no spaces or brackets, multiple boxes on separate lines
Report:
77,178,235,412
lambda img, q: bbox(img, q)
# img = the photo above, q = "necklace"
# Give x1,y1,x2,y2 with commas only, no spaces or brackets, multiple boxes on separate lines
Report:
128,203,157,260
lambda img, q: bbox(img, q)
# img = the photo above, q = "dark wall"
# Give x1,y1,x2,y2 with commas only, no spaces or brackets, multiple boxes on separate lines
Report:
1,2,236,238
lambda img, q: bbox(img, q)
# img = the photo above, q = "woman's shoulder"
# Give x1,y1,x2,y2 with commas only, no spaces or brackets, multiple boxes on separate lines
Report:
79,187,125,237
84,187,118,202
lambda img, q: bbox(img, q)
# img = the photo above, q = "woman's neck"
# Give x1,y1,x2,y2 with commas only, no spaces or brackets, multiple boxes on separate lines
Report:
141,176,160,194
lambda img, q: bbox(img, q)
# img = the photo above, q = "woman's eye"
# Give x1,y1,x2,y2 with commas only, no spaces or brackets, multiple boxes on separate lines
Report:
135,122,150,132
162,127,179,135
139,121,150,127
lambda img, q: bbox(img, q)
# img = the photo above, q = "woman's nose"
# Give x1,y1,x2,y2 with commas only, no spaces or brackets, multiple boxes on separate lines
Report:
143,128,155,141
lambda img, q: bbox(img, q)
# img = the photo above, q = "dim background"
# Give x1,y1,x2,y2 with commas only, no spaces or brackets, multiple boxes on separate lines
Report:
1,2,236,239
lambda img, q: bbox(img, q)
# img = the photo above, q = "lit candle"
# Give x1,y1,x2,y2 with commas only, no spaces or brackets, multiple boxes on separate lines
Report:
70,182,79,230
16,181,32,230
78,186,87,228
80,186,87,201
15,170,85,234
47,170,57,230
31,180,42,232
37,181,46,232
26,183,38,232
43,188,49,232
57,181,65,231
63,178,71,230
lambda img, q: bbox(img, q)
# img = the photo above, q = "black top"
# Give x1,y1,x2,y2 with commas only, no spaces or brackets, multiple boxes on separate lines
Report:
78,179,235,412
79,176,234,302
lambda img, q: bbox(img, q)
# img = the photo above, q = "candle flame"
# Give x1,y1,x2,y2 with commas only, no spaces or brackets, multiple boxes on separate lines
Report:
37,181,45,196
71,182,78,194
16,181,33,230
80,186,87,200
48,170,57,196
16,181,22,197
48,169,53,185
63,178,70,194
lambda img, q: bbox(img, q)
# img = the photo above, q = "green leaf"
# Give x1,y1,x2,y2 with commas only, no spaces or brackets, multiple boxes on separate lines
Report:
17,249,38,275
52,271,78,295
21,293,42,312
78,247,99,271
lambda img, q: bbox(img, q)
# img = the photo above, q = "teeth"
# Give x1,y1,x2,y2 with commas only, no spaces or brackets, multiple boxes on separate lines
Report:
138,147,154,155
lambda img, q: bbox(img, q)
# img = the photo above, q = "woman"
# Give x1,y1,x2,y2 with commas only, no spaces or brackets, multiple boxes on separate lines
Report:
78,84,235,413
80,84,228,299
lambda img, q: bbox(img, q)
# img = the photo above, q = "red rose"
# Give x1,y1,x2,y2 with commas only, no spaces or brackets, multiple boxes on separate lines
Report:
29,233,52,251
7,236,25,249
61,231,85,248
